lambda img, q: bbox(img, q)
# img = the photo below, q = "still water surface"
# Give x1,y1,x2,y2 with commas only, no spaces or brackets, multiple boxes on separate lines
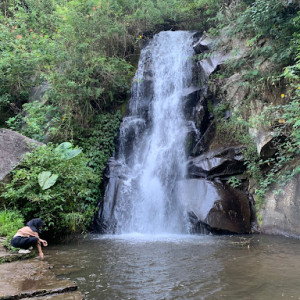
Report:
46,234,300,299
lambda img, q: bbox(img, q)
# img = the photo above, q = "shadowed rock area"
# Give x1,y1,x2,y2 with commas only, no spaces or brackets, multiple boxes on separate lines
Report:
188,146,246,180
24,291,83,300
178,179,251,234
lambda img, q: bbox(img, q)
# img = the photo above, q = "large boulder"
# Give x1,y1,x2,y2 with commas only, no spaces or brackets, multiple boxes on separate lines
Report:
259,174,300,237
178,179,251,234
249,127,278,159
193,34,216,54
188,146,246,179
0,129,42,181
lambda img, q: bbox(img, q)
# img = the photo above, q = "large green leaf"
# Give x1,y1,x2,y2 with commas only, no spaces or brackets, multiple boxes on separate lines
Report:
38,171,58,190
55,142,82,160
62,148,82,160
55,142,72,152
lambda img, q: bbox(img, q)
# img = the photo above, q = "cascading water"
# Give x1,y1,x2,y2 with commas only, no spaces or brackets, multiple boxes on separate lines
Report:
101,31,196,234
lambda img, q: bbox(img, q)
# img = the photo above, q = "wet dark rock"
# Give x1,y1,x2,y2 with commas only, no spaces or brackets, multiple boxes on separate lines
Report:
26,291,83,300
91,158,129,233
188,146,246,179
0,129,43,182
191,122,216,156
115,117,147,164
194,102,208,133
129,49,154,121
182,87,202,120
182,86,210,147
178,179,251,234
193,35,215,54
185,122,200,156
187,212,211,234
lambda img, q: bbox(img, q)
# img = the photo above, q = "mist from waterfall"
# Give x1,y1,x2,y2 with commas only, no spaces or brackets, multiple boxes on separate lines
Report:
103,31,195,234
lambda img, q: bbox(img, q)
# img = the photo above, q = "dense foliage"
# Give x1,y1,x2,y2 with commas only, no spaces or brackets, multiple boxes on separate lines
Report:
0,209,24,249
0,0,225,234
2,143,98,236
0,0,299,234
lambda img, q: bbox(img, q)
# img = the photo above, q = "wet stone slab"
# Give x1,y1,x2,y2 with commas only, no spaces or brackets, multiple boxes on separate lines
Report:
0,260,79,299
23,291,83,300
0,237,35,264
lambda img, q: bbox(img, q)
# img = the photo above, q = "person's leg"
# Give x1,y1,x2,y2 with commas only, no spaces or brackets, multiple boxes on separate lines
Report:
11,236,22,248
21,237,38,249
12,236,38,249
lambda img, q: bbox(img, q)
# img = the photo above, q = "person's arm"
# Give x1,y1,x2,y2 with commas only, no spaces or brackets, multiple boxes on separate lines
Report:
37,241,44,260
39,238,48,247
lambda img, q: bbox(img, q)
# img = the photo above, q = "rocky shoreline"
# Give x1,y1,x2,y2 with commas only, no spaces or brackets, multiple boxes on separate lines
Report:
0,238,82,300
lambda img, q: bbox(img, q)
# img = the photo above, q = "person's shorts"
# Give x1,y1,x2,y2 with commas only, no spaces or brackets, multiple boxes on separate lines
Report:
11,236,38,249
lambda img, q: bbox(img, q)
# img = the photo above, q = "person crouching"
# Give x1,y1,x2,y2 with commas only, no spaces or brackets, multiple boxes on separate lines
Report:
11,218,48,259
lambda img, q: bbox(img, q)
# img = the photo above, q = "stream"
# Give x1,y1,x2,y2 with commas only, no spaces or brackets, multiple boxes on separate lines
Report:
46,234,300,299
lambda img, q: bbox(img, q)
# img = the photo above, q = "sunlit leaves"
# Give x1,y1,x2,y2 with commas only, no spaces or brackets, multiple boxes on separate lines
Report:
38,171,59,190
55,142,82,160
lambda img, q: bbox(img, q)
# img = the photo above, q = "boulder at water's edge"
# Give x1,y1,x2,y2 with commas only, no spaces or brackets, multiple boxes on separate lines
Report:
178,179,251,234
260,174,300,237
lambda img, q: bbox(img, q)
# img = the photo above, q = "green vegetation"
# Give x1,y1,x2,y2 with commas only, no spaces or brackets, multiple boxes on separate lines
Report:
6,100,60,142
0,0,224,235
248,88,300,207
0,0,299,233
209,0,300,208
2,143,98,236
0,210,24,249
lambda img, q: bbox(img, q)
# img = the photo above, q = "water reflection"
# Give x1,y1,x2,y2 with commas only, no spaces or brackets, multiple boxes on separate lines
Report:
45,234,300,299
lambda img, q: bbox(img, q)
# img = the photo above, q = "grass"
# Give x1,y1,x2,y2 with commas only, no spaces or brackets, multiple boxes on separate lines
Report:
0,209,24,250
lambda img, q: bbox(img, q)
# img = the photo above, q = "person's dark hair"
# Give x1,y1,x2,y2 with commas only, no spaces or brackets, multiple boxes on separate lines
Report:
27,218,43,233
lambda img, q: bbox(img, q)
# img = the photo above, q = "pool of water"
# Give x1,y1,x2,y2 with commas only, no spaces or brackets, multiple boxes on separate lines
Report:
45,234,300,299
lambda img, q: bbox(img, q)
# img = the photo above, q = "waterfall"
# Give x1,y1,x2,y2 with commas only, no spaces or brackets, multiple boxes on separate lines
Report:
101,31,195,234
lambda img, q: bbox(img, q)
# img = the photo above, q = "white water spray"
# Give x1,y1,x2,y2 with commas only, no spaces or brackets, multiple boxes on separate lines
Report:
103,31,195,234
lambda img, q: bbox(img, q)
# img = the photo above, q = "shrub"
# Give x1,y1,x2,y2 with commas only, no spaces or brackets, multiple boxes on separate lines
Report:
233,0,299,70
77,112,122,181
6,100,61,142
0,209,24,249
2,143,98,236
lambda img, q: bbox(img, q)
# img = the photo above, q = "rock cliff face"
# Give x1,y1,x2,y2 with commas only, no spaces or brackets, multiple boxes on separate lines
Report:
0,129,42,182
94,32,255,235
192,31,299,237
179,33,254,234
260,174,300,237
95,30,298,237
